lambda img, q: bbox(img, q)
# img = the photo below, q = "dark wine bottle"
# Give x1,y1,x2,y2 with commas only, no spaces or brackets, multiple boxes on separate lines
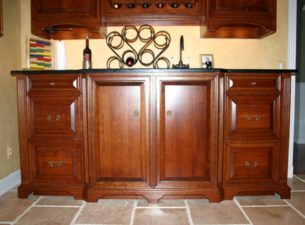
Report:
126,57,135,67
83,33,92,69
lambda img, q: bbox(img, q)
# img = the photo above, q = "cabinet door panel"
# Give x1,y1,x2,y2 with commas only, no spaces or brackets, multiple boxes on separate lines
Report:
157,75,218,188
163,84,209,179
224,142,278,184
88,75,150,188
29,142,83,184
28,95,81,138
225,95,280,140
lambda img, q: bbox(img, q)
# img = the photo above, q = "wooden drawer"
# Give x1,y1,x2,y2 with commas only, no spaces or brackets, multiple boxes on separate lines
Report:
28,74,80,93
224,142,278,184
29,142,83,184
225,94,280,140
28,95,81,137
226,74,280,92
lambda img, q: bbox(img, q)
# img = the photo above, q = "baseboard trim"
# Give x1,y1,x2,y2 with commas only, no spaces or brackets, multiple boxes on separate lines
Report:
0,170,21,197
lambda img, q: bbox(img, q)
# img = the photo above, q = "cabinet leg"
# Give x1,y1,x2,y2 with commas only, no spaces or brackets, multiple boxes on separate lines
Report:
18,184,33,198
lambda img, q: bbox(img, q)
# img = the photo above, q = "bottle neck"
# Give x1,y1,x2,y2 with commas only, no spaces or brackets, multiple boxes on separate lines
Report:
85,33,90,48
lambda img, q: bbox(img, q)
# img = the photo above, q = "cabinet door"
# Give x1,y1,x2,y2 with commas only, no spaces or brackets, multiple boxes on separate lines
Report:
224,142,278,184
88,74,151,188
29,142,83,184
204,0,276,38
156,74,219,189
31,0,101,39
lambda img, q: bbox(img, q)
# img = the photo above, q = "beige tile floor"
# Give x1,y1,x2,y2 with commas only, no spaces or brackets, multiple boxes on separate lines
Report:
1,175,305,225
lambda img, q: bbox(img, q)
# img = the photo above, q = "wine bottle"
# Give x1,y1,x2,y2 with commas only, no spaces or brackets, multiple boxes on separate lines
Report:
126,57,135,67
83,33,92,69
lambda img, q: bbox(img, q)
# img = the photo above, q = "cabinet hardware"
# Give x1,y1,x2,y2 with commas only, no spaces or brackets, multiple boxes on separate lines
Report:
49,82,56,86
250,81,257,86
166,110,173,116
244,161,259,168
48,161,55,167
46,115,61,123
246,114,262,121
48,160,63,168
133,110,140,118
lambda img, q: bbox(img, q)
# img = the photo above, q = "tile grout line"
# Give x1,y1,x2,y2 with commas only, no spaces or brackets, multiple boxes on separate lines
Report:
70,200,86,225
11,196,43,225
33,205,82,208
184,200,194,225
233,198,254,225
129,200,138,225
291,190,305,192
136,206,187,209
293,175,305,183
283,199,305,219
241,205,290,208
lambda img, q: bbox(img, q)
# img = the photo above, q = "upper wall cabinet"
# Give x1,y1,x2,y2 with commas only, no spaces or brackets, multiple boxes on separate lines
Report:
202,0,276,38
101,0,205,26
31,0,103,39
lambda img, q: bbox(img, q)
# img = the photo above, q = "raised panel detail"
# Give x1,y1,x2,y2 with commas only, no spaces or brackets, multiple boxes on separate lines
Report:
30,143,83,184
225,95,280,140
224,142,278,184
29,96,80,137
162,83,209,180
96,84,143,180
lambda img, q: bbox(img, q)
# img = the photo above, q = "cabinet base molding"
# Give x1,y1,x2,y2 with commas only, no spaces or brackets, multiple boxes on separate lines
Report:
18,184,85,200
85,187,223,203
223,184,291,200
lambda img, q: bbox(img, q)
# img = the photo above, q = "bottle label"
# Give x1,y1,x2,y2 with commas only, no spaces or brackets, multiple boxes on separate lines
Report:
84,53,91,61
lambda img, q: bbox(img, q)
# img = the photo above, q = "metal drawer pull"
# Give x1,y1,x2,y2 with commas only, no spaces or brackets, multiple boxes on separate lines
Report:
48,161,63,168
246,114,262,121
166,110,172,116
49,82,56,86
49,161,55,168
250,81,257,86
46,115,61,123
133,110,140,118
245,161,259,168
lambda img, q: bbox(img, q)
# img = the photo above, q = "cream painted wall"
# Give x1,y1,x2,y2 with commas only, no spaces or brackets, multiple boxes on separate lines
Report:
62,0,288,70
0,0,21,179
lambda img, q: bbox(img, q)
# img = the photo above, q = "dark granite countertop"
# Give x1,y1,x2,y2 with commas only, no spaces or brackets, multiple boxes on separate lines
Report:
11,68,297,75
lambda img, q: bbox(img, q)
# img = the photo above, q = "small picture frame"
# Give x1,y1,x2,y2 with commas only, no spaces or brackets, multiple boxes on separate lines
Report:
200,54,214,69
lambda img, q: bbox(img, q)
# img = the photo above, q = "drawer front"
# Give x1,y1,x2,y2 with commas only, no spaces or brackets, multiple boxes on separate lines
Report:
224,142,278,184
28,74,80,92
30,143,83,184
226,74,280,91
225,94,280,140
28,95,81,137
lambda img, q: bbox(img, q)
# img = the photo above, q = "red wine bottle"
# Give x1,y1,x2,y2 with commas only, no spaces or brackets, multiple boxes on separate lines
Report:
126,57,135,67
83,33,92,69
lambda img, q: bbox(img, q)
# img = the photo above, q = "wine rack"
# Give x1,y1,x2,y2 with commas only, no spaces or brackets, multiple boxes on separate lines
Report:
101,0,205,26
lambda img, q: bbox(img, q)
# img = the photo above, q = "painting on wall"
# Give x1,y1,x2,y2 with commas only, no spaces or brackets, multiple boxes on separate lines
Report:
0,0,3,37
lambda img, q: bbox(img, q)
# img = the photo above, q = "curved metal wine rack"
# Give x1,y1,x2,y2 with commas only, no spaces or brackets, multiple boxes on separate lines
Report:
106,25,171,69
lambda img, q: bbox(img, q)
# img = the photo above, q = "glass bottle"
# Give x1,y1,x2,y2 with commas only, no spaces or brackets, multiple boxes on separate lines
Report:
83,33,92,69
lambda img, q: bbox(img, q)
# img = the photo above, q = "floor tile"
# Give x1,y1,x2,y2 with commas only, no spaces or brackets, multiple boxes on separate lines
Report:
236,195,287,206
36,196,83,206
76,200,134,224
134,208,189,225
243,207,305,225
15,207,78,225
188,200,248,224
138,199,186,207
288,177,305,190
295,174,305,181
0,192,38,222
288,192,305,216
